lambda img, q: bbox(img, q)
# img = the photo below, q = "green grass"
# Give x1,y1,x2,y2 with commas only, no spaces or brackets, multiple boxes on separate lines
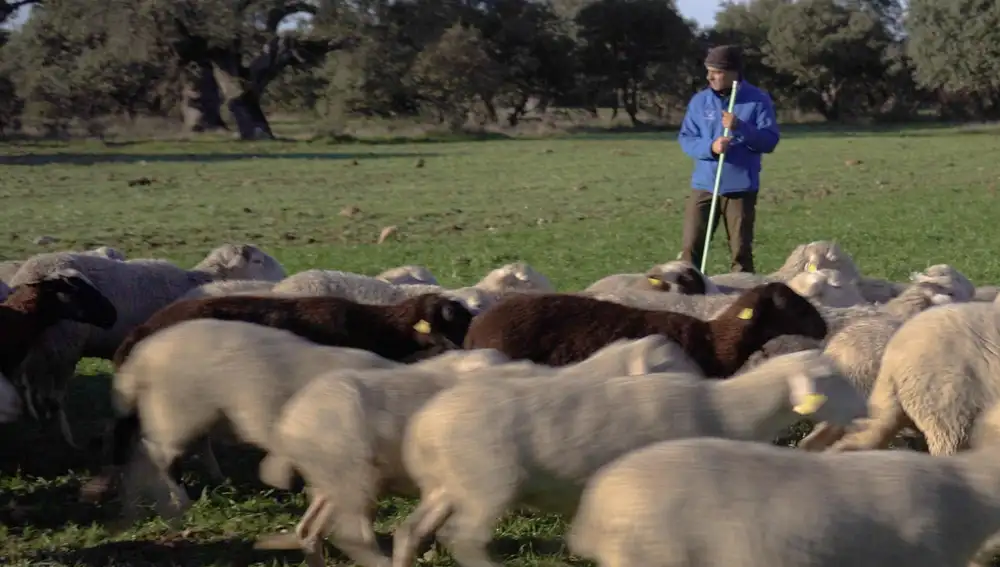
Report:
1,122,999,566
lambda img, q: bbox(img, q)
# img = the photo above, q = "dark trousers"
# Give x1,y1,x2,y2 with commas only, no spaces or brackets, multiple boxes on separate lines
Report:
680,189,757,273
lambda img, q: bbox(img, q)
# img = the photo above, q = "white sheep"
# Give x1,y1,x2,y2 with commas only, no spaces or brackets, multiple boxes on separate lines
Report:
261,335,697,567
739,266,978,374
566,401,1000,567
272,262,553,315
791,282,958,450
106,318,480,524
390,349,866,567
376,265,439,286
7,243,286,445
0,245,126,284
707,240,862,291
830,300,1000,456
585,260,720,295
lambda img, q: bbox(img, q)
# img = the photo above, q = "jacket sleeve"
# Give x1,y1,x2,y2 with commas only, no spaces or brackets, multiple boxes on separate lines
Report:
734,94,780,154
678,97,715,161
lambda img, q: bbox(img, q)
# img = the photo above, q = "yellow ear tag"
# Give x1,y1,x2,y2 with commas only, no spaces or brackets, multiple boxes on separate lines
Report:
737,308,754,320
806,263,818,273
647,277,663,288
413,320,431,334
793,393,827,415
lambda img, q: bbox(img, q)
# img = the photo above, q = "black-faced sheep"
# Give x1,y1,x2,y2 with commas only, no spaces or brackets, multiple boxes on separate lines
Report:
463,282,828,378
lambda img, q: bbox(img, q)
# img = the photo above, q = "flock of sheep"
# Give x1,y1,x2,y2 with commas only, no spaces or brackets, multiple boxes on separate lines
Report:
2,239,1000,567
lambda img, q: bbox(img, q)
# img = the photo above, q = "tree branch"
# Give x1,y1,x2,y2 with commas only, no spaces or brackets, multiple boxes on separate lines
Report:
0,0,40,25
265,1,318,31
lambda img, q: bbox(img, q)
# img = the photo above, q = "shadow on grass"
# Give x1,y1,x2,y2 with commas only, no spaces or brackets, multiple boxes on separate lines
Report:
562,119,1000,140
0,370,277,532
35,530,567,566
1,150,444,166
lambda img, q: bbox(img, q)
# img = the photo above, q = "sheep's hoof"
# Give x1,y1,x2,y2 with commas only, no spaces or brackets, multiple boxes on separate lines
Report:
79,468,122,504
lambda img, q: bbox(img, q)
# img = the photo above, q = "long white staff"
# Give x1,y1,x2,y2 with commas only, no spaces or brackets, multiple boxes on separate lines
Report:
699,79,740,274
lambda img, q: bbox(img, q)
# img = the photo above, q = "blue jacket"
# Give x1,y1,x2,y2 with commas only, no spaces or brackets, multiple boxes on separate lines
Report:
677,81,780,194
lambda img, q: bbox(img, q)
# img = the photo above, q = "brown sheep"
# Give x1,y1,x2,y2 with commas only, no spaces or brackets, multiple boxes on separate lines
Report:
112,292,474,370
463,282,828,378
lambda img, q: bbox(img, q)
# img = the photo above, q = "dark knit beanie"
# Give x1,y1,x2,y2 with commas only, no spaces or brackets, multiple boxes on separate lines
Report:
705,45,744,72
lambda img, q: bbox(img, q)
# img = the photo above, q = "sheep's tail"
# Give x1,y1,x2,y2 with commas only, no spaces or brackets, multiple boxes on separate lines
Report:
258,453,296,490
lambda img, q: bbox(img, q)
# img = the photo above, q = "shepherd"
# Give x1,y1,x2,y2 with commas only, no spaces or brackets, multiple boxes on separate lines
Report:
677,44,781,274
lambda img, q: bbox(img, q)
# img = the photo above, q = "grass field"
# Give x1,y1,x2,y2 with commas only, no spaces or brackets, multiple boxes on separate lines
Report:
1,121,1000,566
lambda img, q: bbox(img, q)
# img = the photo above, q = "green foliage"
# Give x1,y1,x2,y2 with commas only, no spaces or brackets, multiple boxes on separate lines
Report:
906,0,1000,115
765,0,893,119
1,0,1000,130
407,22,503,127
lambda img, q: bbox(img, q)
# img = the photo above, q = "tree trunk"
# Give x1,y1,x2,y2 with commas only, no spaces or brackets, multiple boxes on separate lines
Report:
182,63,227,133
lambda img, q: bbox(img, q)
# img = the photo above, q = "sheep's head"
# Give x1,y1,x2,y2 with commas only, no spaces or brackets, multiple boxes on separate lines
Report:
477,262,555,293
0,371,22,423
92,246,126,261
779,349,867,431
409,293,476,350
376,264,439,286
901,281,957,310
723,282,829,342
644,260,718,295
787,268,865,308
783,241,861,283
446,287,496,316
18,268,118,330
909,264,975,302
202,243,287,282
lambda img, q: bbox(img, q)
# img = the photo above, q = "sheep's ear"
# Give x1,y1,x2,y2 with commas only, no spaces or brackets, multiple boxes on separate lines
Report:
737,307,754,320
647,276,664,288
413,319,432,334
238,244,256,261
787,372,827,415
805,262,818,272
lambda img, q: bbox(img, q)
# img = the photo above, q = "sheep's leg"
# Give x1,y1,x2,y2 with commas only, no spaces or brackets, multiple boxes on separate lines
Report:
830,408,909,452
195,437,225,482
57,406,81,449
141,439,192,525
438,504,503,567
296,492,332,567
392,489,454,567
796,422,845,451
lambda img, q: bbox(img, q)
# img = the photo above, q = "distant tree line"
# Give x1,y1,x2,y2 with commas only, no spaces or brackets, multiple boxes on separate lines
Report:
0,0,997,139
